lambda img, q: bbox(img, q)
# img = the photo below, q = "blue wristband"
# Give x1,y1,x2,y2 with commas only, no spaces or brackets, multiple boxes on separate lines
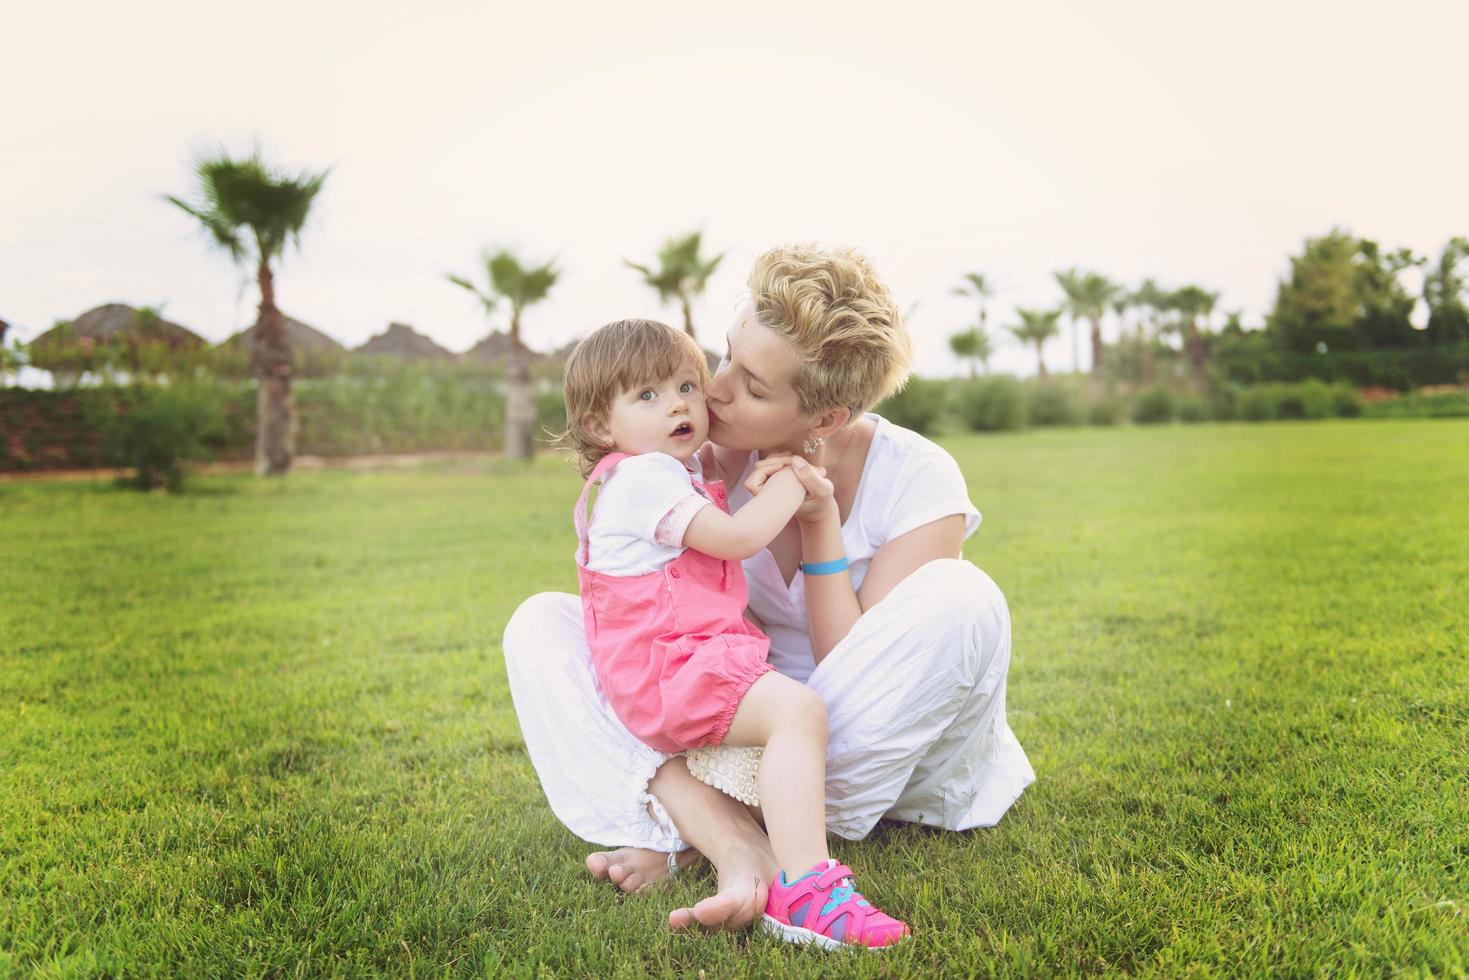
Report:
799,556,849,576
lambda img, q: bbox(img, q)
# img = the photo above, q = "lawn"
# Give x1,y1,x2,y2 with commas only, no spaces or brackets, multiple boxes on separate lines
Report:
2,419,1466,976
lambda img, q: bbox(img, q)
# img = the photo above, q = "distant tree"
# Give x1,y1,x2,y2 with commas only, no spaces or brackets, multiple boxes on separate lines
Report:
166,148,328,476
952,272,995,336
1056,268,1121,378
948,327,993,378
1267,228,1422,353
1424,236,1469,344
1009,308,1062,381
449,249,559,460
625,232,724,341
1132,279,1170,383
1169,285,1220,387
1353,240,1422,348
1053,268,1083,373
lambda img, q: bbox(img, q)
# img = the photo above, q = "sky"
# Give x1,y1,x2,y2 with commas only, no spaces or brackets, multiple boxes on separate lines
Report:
4,0,1467,379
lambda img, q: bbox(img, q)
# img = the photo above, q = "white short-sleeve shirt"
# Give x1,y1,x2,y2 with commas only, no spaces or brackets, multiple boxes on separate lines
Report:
583,453,713,576
725,414,982,683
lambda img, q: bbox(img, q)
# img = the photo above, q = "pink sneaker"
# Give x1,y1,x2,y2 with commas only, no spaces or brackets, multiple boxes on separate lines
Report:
762,859,910,950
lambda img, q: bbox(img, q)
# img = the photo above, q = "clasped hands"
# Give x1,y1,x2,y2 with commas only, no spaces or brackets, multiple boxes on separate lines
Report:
743,452,837,525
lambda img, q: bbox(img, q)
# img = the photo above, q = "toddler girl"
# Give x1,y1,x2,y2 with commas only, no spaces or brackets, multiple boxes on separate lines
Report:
552,318,910,950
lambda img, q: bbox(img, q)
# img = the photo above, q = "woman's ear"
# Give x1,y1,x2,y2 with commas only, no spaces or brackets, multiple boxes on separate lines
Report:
583,412,613,447
809,406,853,440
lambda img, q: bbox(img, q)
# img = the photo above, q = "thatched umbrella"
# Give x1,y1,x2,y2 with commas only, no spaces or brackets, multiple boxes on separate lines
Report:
222,314,345,355
354,322,453,360
28,304,207,384
462,330,547,364
30,303,206,351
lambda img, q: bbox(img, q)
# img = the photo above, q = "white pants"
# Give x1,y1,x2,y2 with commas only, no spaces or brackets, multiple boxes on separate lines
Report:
502,559,1034,850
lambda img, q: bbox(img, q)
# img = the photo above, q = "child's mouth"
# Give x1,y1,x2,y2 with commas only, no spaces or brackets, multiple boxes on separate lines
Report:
670,421,694,439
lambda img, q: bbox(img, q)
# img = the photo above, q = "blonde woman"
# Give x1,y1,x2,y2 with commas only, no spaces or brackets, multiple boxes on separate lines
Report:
504,244,1034,932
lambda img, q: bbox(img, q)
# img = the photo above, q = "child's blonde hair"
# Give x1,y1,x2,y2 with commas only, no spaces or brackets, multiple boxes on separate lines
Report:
747,244,913,419
554,318,711,477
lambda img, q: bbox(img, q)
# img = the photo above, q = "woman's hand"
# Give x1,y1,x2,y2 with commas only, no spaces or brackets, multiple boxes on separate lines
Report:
788,457,837,526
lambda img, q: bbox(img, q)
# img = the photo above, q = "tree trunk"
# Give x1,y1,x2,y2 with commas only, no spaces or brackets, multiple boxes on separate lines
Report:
1071,316,1080,375
1090,316,1104,378
254,259,295,476
1186,322,1206,388
681,296,696,339
1142,320,1157,385
504,311,536,460
1036,343,1048,382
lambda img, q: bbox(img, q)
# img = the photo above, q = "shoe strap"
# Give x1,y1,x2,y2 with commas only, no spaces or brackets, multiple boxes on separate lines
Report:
815,862,855,890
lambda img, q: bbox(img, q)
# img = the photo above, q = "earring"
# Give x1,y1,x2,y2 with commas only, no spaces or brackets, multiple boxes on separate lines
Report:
803,435,824,455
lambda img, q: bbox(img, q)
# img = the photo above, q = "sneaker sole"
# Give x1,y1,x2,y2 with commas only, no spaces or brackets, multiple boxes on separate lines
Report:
760,914,905,951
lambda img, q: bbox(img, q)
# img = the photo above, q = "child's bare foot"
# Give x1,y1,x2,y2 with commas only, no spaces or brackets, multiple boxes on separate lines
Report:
667,831,778,931
585,847,699,894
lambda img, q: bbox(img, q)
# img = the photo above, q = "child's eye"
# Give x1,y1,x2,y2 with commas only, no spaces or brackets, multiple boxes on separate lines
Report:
680,382,695,394
639,390,655,401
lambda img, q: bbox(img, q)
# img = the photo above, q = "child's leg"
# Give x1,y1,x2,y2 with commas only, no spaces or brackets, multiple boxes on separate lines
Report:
720,672,829,876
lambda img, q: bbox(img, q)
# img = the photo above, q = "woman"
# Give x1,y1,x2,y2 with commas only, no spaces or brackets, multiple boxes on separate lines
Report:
504,243,1034,931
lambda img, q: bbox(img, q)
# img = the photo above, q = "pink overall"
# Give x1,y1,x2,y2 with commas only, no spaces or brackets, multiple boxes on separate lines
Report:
575,452,774,753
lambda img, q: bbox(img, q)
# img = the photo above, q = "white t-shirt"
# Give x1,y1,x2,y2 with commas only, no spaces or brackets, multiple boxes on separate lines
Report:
583,453,714,576
726,414,982,683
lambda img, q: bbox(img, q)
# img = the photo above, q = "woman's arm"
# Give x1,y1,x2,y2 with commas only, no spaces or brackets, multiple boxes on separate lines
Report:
781,462,967,664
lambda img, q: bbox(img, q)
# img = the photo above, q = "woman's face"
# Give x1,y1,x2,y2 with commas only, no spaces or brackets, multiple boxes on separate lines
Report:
705,300,810,453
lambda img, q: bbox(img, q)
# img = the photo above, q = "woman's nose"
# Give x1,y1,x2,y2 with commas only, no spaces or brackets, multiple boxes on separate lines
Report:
707,367,730,402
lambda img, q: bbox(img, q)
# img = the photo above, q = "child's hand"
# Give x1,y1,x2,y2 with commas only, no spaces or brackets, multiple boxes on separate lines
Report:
743,453,809,496
788,457,837,525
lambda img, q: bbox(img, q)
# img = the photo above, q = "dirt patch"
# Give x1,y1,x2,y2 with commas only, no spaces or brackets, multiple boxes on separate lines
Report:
0,449,499,483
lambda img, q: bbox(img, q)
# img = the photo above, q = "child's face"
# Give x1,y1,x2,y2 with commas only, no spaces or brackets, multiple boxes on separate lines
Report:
592,356,708,465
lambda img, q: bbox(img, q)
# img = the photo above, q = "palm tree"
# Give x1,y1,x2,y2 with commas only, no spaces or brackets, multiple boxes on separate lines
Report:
449,249,559,460
1132,278,1170,384
1009,308,1062,381
1169,285,1219,387
952,272,995,337
1053,268,1084,374
166,148,327,475
625,232,724,341
948,327,993,378
1055,268,1121,378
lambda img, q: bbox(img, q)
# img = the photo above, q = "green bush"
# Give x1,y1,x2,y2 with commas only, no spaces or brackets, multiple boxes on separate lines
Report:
876,376,949,435
1363,388,1469,419
956,376,1028,432
1131,387,1176,425
536,383,569,443
1272,383,1312,419
1332,384,1363,417
1028,383,1081,427
1238,387,1275,421
1210,339,1469,388
1086,393,1125,426
1295,379,1336,419
295,364,505,455
96,382,229,491
1177,396,1209,423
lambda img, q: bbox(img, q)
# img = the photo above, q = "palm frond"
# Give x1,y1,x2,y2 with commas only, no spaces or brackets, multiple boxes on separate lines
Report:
447,274,497,316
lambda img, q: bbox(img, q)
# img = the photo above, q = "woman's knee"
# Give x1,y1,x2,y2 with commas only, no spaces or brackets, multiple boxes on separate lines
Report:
906,559,1006,632
503,591,581,672
901,559,1010,680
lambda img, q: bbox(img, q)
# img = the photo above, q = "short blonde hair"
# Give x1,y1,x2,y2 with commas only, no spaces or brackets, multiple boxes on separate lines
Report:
553,318,711,477
747,244,913,419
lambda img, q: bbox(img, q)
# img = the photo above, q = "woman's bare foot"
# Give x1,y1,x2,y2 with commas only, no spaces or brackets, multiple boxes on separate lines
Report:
585,847,700,895
667,830,779,931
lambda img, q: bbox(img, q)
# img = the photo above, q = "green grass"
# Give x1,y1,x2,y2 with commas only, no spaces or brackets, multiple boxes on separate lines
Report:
2,420,1466,976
